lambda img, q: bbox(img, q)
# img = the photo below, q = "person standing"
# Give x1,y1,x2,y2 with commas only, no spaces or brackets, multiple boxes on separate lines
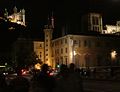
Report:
0,73,8,92
9,76,30,92
55,63,84,92
34,64,56,92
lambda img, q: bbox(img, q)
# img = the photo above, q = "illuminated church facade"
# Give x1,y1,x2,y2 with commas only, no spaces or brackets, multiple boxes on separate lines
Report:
4,6,25,26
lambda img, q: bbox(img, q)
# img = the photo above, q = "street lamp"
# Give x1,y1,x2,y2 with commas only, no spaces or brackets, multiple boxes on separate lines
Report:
110,50,117,67
111,50,117,61
110,50,117,77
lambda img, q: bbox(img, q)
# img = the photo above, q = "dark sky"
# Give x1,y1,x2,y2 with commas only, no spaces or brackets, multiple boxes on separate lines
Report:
0,0,120,36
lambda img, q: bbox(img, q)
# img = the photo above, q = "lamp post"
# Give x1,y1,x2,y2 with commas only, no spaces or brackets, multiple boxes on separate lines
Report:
110,50,117,77
110,50,117,64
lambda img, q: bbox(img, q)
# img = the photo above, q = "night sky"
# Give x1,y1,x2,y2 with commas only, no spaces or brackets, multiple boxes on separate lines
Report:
0,0,120,37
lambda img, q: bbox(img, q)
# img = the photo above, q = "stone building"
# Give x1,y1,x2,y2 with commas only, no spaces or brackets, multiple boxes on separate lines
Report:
32,12,120,68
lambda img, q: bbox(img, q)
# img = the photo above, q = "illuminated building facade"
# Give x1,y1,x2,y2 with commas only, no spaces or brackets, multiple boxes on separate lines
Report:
43,25,53,66
51,34,120,68
33,25,120,68
8,9,120,68
103,21,120,34
81,13,103,33
33,41,44,63
31,13,120,68
4,6,25,26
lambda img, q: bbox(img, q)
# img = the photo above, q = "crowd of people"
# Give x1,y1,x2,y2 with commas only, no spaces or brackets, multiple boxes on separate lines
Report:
0,63,84,92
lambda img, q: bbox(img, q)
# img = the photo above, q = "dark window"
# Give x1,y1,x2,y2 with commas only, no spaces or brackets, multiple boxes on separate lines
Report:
79,40,81,47
46,39,48,42
65,48,67,53
84,40,87,47
61,48,63,54
61,39,63,44
65,39,67,44
40,55,41,58
40,44,42,47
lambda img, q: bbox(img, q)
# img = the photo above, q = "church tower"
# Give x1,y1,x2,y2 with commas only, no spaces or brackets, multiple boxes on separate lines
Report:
43,14,54,66
21,8,25,26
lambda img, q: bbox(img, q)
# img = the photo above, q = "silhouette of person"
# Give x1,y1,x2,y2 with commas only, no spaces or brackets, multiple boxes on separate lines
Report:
35,64,56,92
0,73,8,92
55,63,83,92
68,63,83,92
56,64,69,79
9,76,30,92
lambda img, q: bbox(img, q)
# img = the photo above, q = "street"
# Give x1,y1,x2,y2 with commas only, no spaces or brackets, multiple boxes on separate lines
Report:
5,74,120,92
83,79,120,92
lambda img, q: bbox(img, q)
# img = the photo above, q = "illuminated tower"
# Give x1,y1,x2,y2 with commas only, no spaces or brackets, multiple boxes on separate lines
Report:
21,9,25,25
43,15,54,66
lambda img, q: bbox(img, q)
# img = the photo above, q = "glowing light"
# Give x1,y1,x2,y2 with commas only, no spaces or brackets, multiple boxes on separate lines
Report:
74,51,77,56
35,63,41,70
9,27,15,30
0,65,6,67
111,50,117,60
70,51,73,59
17,21,21,24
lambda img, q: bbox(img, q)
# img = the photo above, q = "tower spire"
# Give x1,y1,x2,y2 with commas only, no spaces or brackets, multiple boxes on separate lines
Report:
51,11,54,28
4,8,8,18
47,15,50,26
13,6,17,13
47,12,55,29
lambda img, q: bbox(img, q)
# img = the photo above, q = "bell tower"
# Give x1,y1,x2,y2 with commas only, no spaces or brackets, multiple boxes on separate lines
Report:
21,8,25,26
43,14,54,66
